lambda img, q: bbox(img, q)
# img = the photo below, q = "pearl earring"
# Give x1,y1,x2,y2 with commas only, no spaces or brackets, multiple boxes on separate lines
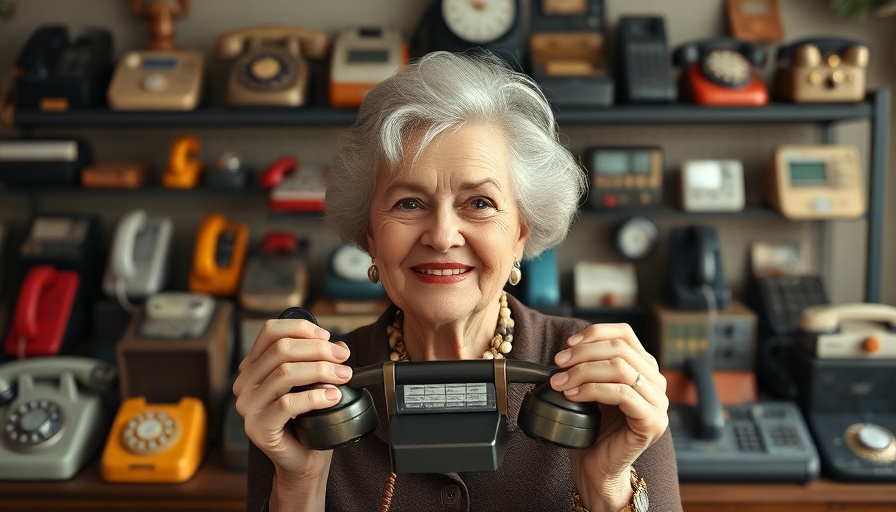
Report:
368,262,380,284
508,257,522,286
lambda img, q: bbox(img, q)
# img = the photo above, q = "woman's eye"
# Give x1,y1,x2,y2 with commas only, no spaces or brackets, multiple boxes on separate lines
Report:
396,198,420,210
470,198,494,210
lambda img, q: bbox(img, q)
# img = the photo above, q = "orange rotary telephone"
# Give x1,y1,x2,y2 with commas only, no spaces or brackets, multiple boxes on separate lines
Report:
215,25,329,107
773,37,870,103
100,396,206,483
163,134,203,188
673,37,768,106
188,213,249,296
4,265,80,358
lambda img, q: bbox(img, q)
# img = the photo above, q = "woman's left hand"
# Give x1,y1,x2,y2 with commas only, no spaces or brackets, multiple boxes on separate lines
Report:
550,323,668,512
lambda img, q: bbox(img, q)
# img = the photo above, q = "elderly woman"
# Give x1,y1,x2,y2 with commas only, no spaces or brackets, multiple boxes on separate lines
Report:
234,51,681,512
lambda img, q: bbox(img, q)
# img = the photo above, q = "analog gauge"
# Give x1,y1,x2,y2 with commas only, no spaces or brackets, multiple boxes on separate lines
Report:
441,0,517,44
331,244,372,282
614,216,659,260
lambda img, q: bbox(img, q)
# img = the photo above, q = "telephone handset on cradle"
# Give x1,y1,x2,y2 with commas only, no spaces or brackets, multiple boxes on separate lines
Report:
798,303,896,359
188,213,249,297
774,37,869,103
103,210,173,310
15,25,114,111
667,225,732,310
163,135,203,189
216,25,329,107
4,265,80,358
280,307,600,474
673,37,768,106
0,356,117,480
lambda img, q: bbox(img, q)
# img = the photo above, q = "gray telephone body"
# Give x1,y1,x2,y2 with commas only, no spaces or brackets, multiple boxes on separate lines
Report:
0,356,117,480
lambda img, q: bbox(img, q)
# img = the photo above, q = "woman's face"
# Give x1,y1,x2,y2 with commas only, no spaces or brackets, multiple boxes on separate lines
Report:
367,123,529,325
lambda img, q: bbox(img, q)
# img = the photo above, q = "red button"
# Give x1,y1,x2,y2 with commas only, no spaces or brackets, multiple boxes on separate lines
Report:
602,195,617,208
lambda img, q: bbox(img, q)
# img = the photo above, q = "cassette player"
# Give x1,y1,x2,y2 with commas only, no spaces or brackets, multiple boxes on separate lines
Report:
799,303,896,359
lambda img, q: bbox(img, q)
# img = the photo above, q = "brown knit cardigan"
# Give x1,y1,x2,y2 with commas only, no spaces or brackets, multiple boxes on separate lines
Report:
246,294,683,511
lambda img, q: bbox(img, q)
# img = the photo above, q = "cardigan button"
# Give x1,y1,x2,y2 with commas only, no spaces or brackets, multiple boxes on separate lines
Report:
440,484,461,507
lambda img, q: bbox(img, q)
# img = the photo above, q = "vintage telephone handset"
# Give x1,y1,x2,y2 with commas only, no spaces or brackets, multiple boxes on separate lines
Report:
280,307,601,474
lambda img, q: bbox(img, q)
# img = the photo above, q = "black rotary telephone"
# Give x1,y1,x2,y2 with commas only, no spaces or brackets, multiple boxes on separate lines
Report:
280,307,601,474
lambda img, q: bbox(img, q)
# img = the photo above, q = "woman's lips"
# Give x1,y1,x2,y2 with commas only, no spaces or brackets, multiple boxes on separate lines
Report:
412,263,472,282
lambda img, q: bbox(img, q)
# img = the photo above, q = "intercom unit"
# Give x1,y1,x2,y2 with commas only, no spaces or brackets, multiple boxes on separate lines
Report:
330,26,408,108
527,0,613,106
615,16,676,104
0,356,117,480
0,139,92,189
764,144,865,220
791,343,896,481
673,37,768,106
107,50,204,110
651,300,757,371
774,37,869,103
240,232,309,315
586,146,663,210
216,25,329,107
100,396,206,483
798,303,896,359
117,296,233,440
680,160,745,212
102,210,173,307
188,213,249,297
281,307,600,474
14,25,114,111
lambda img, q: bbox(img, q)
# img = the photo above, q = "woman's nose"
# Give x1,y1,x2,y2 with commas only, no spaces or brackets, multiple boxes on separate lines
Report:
421,208,464,252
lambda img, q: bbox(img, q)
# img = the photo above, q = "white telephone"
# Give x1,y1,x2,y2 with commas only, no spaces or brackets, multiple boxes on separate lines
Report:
102,210,173,310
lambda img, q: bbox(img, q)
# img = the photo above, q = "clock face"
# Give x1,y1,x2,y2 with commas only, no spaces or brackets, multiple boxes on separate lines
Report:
615,217,658,260
331,244,372,282
441,0,517,44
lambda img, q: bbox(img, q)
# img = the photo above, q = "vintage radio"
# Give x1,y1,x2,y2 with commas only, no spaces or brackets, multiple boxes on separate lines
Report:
587,146,663,210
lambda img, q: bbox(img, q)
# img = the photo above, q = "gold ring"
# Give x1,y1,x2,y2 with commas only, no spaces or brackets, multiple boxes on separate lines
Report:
632,371,642,388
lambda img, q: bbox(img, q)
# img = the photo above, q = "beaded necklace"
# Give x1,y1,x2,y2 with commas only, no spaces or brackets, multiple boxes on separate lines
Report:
387,291,514,361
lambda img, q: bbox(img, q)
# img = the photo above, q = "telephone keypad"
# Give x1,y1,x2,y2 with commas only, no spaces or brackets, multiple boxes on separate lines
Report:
121,411,179,455
759,276,828,335
4,400,64,450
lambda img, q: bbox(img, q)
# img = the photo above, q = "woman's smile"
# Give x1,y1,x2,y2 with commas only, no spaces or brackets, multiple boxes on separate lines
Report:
411,263,473,283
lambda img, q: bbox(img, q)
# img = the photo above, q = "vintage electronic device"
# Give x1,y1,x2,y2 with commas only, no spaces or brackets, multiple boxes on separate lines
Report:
329,26,408,108
100,396,206,483
0,139,92,189
791,343,896,481
613,216,659,262
774,37,869,103
102,210,173,308
412,0,525,71
162,134,203,189
520,248,559,308
206,151,250,190
81,160,152,189
726,0,785,42
0,356,117,480
586,146,663,210
764,144,865,220
798,303,896,359
14,25,114,111
574,261,637,309
672,37,768,106
615,16,676,104
4,265,80,358
259,156,327,212
188,213,249,297
216,25,329,107
666,225,732,311
107,50,204,110
527,0,613,106
666,359,820,482
324,244,385,301
117,295,232,440
651,300,757,371
239,232,309,315
281,307,600,474
680,159,746,212
307,299,389,337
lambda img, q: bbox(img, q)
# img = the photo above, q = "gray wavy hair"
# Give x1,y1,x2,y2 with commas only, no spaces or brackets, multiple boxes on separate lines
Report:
325,51,586,259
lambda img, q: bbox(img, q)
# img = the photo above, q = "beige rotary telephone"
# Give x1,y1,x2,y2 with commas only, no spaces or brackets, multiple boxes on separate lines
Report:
215,25,329,107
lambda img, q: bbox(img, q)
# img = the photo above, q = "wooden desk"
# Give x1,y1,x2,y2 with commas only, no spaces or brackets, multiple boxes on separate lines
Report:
0,447,894,511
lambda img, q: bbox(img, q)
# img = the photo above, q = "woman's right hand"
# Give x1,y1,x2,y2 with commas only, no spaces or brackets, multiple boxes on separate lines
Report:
233,318,353,483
